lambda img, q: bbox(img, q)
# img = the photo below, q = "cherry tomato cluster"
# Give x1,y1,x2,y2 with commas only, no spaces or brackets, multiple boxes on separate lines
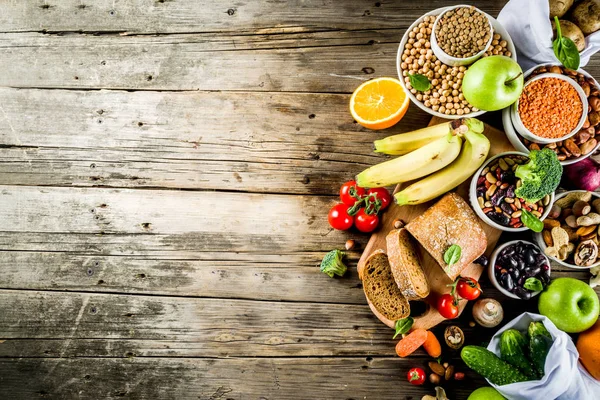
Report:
328,181,391,233
437,277,482,320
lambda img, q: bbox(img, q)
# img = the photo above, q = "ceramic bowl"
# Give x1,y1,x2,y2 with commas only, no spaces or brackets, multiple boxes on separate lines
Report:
509,73,588,144
430,5,493,67
503,63,600,165
488,240,550,299
397,6,516,120
533,190,600,269
469,151,554,232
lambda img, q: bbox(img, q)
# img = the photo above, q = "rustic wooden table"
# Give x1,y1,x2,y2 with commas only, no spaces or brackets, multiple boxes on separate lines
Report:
0,1,599,399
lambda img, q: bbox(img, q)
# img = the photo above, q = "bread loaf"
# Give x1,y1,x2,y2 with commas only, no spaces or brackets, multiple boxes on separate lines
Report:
406,193,487,281
362,250,410,321
386,228,430,300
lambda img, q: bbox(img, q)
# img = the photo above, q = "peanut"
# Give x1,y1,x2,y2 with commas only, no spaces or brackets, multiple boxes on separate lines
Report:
555,192,593,208
577,213,600,227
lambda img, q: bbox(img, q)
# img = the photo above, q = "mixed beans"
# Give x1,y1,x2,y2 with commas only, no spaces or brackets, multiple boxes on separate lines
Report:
520,65,600,160
475,155,550,228
400,15,512,116
434,7,491,58
494,241,550,300
518,77,583,139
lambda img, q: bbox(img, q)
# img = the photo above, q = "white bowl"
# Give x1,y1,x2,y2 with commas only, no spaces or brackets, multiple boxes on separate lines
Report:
397,7,516,120
488,240,551,300
431,5,493,67
469,151,554,232
503,63,600,165
533,190,600,270
510,73,588,144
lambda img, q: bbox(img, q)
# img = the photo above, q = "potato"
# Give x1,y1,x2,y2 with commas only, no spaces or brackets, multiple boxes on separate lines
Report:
552,19,586,51
570,0,600,35
549,0,574,18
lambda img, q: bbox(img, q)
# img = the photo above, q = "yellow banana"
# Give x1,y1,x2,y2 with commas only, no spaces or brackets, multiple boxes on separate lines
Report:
374,122,452,155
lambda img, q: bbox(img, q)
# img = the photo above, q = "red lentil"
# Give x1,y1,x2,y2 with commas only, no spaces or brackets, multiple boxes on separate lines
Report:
518,77,583,139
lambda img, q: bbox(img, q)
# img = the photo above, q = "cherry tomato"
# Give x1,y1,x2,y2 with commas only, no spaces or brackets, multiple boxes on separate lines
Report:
354,209,380,233
340,180,365,206
328,203,354,231
407,367,426,385
367,187,392,210
437,294,459,319
456,277,482,300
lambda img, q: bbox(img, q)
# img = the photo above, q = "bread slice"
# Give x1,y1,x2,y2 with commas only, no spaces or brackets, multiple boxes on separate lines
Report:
406,192,487,281
362,250,410,321
386,228,430,300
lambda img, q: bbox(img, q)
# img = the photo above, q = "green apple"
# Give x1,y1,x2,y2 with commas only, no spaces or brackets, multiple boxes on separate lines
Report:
538,277,600,333
462,55,524,111
467,387,506,400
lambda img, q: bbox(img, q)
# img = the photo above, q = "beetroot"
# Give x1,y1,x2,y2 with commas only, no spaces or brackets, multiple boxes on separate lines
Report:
562,158,600,191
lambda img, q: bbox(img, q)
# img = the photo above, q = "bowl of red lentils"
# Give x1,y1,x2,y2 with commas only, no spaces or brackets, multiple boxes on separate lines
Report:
431,5,493,67
469,151,554,232
510,73,588,144
503,63,600,165
397,7,516,119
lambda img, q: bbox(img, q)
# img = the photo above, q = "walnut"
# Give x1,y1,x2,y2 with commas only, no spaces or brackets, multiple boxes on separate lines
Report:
575,240,599,267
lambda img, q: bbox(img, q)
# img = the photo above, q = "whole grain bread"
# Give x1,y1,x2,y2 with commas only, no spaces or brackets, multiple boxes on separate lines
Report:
406,192,487,280
386,228,430,300
362,250,410,321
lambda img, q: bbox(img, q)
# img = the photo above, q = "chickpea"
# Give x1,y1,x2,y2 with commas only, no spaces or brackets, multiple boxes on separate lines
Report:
439,106,446,113
416,94,423,101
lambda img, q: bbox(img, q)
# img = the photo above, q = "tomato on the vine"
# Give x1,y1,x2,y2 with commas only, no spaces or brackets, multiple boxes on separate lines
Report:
456,277,482,300
437,293,459,319
328,203,353,231
367,187,391,210
407,367,426,385
354,209,379,233
339,180,365,206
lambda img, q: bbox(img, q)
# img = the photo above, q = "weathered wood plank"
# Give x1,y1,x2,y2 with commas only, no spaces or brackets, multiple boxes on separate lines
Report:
0,1,506,34
0,356,488,400
0,88,432,194
0,289,393,357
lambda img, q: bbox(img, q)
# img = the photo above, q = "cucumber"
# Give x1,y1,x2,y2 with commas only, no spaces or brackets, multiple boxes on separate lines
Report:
528,322,553,378
500,329,536,379
461,345,530,386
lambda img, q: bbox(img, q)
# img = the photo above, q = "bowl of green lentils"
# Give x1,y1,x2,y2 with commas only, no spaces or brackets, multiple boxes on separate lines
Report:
397,6,516,119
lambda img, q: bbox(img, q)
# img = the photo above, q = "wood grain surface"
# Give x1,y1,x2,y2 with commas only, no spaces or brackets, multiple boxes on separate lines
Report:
358,118,514,330
0,1,599,399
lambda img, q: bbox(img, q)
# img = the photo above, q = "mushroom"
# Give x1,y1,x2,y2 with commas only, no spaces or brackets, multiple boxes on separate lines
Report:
472,298,503,328
444,325,465,349
575,240,599,267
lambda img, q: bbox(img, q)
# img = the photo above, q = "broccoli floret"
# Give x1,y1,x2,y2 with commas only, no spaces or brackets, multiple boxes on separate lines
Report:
514,148,562,202
320,250,347,278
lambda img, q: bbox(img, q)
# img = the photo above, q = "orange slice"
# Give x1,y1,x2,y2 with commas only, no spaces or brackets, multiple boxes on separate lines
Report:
350,77,409,130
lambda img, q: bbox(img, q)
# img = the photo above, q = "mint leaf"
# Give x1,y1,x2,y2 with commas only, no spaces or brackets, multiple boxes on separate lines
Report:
409,73,431,92
393,317,414,339
444,244,462,267
521,210,544,232
553,17,580,70
524,277,544,292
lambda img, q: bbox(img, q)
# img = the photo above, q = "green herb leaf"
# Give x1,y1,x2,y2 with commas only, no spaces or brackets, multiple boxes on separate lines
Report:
553,17,580,70
409,73,431,92
520,210,544,232
443,244,462,267
393,317,414,339
524,277,544,292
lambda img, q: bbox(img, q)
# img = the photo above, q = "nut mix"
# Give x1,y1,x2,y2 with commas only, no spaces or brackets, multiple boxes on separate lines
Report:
518,77,584,139
542,191,600,266
520,65,600,161
475,155,550,228
434,7,491,58
400,15,512,116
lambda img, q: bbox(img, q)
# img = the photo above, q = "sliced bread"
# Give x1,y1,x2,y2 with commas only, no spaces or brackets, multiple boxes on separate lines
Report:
406,192,487,281
362,250,410,321
386,228,430,300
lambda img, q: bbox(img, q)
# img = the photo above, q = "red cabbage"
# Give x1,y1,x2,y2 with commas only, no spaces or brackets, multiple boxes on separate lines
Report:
562,158,600,191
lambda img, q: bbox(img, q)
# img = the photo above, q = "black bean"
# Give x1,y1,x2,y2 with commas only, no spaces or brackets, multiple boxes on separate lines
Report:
515,286,532,300
511,269,521,281
518,276,525,286
539,272,550,285
501,273,515,291
488,212,510,226
506,185,515,198
517,259,526,270
525,250,536,265
509,258,518,269
491,189,506,206
500,202,513,215
474,255,488,267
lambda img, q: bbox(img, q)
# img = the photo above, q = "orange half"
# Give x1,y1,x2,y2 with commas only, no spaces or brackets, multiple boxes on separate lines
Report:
350,77,409,130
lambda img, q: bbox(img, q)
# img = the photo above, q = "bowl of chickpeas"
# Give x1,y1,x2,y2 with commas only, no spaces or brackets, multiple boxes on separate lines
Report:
397,7,516,119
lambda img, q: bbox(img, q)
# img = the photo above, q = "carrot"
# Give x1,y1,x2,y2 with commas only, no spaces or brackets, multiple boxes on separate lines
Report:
423,330,442,358
395,328,428,357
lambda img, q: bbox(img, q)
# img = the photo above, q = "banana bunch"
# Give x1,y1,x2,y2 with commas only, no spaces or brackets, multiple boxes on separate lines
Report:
356,118,490,206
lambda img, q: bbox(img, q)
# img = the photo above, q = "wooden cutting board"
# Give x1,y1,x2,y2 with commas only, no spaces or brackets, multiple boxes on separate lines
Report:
357,116,515,331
